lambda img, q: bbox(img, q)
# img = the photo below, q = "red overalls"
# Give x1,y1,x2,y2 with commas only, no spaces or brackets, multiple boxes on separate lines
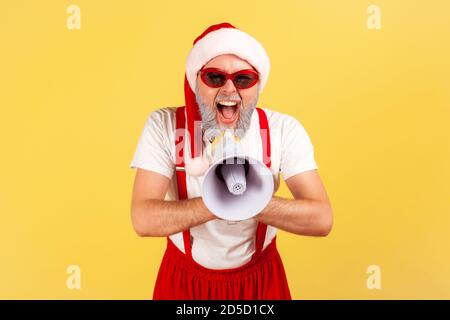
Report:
152,107,291,300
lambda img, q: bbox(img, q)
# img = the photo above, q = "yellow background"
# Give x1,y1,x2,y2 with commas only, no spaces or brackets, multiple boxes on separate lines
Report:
1,0,449,299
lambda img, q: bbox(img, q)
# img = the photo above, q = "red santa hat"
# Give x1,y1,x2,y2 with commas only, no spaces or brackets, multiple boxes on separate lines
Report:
183,22,270,176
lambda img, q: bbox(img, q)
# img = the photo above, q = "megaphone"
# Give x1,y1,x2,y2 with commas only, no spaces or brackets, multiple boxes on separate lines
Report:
202,131,274,221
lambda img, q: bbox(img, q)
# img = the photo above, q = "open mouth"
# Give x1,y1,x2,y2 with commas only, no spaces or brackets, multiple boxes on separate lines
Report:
216,100,240,124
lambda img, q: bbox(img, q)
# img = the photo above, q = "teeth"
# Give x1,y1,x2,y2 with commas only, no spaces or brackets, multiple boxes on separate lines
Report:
217,101,238,106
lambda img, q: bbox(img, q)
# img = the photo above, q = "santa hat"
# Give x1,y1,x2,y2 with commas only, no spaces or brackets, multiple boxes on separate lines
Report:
183,22,270,176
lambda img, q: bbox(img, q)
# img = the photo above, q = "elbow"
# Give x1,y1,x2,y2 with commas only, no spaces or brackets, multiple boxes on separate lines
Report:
130,207,159,237
133,223,150,237
132,218,163,237
316,204,334,237
131,214,150,237
317,220,333,237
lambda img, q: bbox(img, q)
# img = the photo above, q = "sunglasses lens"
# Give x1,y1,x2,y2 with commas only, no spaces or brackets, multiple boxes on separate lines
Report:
201,69,259,89
233,73,258,88
204,72,226,87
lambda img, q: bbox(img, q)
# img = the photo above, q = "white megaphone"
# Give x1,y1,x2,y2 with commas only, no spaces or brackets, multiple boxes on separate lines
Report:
202,131,274,221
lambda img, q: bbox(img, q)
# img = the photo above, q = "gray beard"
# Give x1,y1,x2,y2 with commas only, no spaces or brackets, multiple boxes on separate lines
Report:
195,84,259,142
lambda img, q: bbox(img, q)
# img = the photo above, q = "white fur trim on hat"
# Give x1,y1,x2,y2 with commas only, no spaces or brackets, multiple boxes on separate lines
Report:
186,27,270,93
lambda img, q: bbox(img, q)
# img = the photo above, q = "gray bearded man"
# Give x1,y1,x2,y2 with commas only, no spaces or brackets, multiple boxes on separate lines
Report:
130,22,333,300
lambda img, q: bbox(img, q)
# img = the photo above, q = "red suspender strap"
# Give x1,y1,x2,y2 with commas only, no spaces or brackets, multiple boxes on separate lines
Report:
253,108,271,259
175,107,193,258
256,107,271,168
175,107,187,199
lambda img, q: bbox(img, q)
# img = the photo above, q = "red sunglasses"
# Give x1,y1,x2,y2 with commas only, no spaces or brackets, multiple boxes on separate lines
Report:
199,67,259,89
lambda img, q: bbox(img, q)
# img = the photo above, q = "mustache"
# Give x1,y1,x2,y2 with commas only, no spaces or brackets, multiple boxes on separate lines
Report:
214,93,241,104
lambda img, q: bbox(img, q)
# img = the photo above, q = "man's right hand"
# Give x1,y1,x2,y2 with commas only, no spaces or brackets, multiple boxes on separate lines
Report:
130,168,216,237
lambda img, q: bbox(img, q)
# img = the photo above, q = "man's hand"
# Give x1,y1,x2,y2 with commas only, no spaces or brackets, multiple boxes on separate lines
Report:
255,170,333,237
130,168,216,237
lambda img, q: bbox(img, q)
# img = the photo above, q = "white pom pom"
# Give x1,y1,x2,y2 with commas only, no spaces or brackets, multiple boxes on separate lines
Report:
185,156,210,177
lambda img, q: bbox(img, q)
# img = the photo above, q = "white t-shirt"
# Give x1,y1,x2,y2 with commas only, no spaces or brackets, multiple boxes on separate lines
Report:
130,107,318,269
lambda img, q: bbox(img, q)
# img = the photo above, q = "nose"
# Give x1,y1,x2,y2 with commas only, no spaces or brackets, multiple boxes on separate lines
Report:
219,78,237,95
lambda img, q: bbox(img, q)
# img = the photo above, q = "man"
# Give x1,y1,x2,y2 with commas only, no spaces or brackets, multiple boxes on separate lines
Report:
129,22,333,300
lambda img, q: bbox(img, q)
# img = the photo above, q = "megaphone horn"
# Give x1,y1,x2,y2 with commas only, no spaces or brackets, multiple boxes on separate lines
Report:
202,131,274,221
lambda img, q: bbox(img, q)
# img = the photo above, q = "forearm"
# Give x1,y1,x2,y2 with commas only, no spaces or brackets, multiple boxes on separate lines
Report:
132,197,216,237
255,196,333,236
